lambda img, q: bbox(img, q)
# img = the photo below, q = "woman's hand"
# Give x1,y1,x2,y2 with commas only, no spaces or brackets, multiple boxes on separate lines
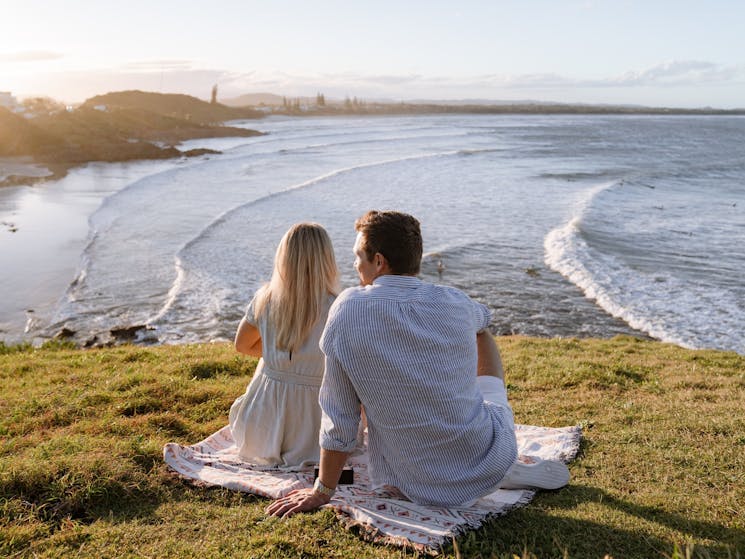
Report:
265,488,330,518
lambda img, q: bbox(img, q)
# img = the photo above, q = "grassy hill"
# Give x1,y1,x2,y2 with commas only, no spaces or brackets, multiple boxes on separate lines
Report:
33,106,261,164
83,90,263,124
1,336,743,558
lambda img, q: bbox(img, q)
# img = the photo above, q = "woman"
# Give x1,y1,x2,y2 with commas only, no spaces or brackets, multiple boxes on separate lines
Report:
229,223,339,468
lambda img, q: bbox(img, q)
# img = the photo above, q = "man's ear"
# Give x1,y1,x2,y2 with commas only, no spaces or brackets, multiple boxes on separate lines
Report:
375,253,390,273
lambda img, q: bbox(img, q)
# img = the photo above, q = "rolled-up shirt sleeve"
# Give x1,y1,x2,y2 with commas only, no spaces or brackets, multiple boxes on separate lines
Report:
319,353,361,453
472,300,491,333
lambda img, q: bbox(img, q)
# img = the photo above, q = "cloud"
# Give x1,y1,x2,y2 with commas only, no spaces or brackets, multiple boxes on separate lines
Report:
610,60,744,86
336,74,425,87
0,50,64,62
121,59,197,72
397,61,745,91
222,63,744,108
228,61,742,96
18,60,744,108
92,60,742,96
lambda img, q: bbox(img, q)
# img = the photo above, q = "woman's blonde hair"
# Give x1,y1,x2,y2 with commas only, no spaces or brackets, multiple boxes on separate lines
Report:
253,223,339,353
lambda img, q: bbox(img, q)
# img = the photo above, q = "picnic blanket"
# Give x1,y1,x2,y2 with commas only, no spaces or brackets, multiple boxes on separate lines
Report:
163,424,581,553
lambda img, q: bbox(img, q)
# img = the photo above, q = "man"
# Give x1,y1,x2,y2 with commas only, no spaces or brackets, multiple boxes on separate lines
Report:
267,210,569,517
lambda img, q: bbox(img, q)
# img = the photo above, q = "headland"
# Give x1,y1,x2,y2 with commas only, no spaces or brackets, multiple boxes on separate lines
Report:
0,90,265,187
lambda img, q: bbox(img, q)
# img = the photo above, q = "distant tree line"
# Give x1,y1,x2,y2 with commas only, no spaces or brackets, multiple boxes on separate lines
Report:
276,92,374,114
252,90,745,117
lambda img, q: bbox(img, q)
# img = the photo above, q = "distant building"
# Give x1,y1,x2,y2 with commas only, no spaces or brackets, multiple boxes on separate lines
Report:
0,91,16,107
0,91,24,113
93,104,108,112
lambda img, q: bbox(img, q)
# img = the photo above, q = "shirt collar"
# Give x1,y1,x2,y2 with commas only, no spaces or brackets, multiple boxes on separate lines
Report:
373,274,422,289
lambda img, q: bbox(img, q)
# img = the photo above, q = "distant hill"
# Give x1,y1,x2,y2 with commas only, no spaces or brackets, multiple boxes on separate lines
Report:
82,90,263,124
35,106,261,161
221,93,285,107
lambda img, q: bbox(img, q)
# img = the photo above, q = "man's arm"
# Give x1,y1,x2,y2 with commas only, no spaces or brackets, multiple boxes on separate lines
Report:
265,448,349,517
476,330,505,380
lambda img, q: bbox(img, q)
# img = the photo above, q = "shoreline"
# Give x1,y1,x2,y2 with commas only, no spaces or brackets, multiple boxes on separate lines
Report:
0,157,59,186
0,162,71,188
0,133,256,189
2,317,657,352
0,149,226,189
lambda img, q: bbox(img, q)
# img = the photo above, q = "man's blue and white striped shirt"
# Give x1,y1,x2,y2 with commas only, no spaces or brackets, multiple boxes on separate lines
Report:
319,274,517,507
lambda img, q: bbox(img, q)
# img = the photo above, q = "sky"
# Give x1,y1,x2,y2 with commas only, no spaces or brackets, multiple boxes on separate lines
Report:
2,0,744,108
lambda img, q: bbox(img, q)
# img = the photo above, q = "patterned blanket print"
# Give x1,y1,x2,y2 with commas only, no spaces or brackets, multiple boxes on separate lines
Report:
163,424,582,553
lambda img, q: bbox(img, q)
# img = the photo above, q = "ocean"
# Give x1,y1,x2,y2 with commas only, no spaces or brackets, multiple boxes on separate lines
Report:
1,113,743,353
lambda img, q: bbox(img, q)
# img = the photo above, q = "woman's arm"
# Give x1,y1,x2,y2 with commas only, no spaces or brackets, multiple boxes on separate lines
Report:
234,318,262,357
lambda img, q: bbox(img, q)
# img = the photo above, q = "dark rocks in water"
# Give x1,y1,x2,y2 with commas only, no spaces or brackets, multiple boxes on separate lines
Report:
83,335,102,348
182,148,221,157
54,327,76,339
109,324,158,344
110,324,149,340
49,324,160,349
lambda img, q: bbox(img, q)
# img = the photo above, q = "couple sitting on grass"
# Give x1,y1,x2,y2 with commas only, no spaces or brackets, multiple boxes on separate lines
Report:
229,210,569,517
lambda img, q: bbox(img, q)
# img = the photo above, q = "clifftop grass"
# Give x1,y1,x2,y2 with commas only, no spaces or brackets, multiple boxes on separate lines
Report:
1,337,743,558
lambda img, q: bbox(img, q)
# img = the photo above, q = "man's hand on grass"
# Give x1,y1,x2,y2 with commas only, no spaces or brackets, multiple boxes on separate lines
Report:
265,488,330,518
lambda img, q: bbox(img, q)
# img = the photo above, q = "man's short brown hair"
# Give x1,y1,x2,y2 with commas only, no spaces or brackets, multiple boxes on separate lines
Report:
354,210,422,275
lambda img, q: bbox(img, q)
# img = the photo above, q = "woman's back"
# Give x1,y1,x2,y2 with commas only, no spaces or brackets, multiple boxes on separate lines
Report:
229,293,334,468
229,222,339,469
253,293,334,380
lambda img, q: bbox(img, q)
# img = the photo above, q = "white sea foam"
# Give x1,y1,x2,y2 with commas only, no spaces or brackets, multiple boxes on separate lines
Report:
145,150,460,337
146,254,187,325
544,182,745,353
545,214,695,346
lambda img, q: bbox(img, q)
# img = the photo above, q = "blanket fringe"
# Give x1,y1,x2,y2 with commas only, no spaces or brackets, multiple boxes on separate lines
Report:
333,510,440,555
332,489,538,555
560,425,583,463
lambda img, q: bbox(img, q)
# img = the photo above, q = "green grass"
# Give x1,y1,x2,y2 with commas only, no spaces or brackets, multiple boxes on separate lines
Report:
1,336,743,558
